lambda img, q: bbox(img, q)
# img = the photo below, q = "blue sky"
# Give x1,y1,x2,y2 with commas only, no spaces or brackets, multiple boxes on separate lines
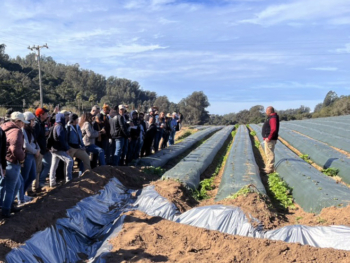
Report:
0,0,349,114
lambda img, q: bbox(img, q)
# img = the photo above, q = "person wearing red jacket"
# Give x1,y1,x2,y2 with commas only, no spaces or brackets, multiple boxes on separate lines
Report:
261,106,280,174
0,112,27,217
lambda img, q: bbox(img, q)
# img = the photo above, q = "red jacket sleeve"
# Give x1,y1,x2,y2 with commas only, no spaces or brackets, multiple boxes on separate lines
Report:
268,117,277,140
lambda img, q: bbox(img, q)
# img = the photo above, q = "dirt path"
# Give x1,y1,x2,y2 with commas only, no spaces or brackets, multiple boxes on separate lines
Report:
104,210,350,263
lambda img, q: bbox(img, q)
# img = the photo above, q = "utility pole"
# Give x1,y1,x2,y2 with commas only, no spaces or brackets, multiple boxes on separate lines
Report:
28,44,48,108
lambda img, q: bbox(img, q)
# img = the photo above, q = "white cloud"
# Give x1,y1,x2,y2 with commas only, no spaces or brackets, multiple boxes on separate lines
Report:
239,0,350,26
335,43,350,54
308,67,338,71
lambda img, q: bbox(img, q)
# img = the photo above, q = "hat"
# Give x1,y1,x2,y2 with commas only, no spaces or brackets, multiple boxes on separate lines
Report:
10,112,29,124
69,113,78,122
166,113,172,118
60,110,70,116
148,108,153,112
118,105,126,110
23,112,35,121
172,112,177,116
35,107,49,117
92,105,100,110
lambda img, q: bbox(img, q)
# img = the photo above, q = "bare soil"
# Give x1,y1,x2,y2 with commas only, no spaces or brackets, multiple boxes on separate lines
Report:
104,210,350,263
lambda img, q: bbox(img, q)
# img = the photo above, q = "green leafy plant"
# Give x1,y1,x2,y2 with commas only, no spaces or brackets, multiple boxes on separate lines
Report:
299,154,312,164
234,124,239,129
250,130,256,136
254,140,260,149
191,177,214,200
267,172,295,209
143,166,166,176
295,216,303,224
228,185,254,199
322,168,340,177
317,217,327,224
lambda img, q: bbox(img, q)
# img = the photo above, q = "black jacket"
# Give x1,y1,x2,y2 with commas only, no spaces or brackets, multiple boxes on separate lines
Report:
110,115,130,139
144,123,157,143
0,128,6,171
34,117,47,155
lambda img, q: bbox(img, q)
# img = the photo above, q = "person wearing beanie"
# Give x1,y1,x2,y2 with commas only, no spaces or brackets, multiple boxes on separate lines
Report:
19,112,40,203
48,113,73,187
66,113,91,175
0,112,27,217
33,107,50,190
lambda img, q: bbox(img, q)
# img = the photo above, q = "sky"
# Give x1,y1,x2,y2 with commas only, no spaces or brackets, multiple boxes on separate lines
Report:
0,0,349,114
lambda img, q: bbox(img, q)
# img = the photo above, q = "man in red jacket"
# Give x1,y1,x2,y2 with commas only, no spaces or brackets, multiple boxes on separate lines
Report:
261,106,280,174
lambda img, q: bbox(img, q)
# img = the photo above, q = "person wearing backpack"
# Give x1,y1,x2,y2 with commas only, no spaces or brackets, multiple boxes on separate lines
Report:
47,113,73,187
0,112,27,217
67,114,91,175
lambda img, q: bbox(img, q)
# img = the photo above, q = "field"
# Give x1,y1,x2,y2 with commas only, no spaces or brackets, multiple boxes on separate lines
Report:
2,117,350,263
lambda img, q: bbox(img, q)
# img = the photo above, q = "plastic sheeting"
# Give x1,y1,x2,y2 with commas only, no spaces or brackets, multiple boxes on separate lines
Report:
215,125,266,201
135,126,223,168
6,178,350,262
250,124,350,214
280,122,350,153
279,127,350,184
162,126,233,189
283,121,349,140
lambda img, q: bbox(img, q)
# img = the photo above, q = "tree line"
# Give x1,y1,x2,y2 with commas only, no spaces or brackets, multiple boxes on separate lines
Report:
1,44,349,125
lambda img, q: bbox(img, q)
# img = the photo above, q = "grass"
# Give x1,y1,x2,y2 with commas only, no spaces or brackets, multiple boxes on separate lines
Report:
176,130,193,143
267,172,295,209
299,154,313,164
322,167,340,177
142,166,166,176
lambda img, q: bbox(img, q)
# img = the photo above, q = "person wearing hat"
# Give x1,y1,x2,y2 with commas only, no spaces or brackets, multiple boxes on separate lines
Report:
67,113,91,174
109,105,130,166
19,112,40,203
60,110,71,124
144,107,154,123
168,112,178,145
0,112,27,217
33,107,50,190
48,113,73,187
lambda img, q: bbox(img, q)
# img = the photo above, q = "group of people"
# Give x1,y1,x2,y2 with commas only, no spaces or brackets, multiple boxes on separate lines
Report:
0,104,183,218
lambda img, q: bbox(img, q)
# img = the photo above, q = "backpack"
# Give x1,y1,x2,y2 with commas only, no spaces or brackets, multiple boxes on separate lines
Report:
46,125,58,149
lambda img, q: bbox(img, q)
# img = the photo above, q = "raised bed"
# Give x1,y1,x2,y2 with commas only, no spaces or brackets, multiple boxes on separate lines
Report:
250,124,350,214
135,126,223,167
162,126,234,189
279,127,350,184
280,122,350,153
215,125,266,201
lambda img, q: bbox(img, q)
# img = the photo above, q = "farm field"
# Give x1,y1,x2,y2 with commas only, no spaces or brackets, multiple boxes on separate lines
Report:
2,116,350,262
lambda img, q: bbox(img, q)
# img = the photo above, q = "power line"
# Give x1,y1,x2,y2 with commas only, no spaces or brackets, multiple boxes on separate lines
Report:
28,44,49,108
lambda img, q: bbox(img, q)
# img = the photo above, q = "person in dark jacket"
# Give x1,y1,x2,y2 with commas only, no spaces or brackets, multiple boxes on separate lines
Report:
48,113,73,187
33,107,50,190
110,105,130,166
127,111,141,164
141,116,157,157
0,112,27,217
261,106,280,174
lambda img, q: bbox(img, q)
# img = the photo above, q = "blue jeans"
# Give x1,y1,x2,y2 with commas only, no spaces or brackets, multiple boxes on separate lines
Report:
0,162,21,215
86,144,106,166
20,154,36,200
39,152,52,185
113,138,127,166
169,130,176,145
